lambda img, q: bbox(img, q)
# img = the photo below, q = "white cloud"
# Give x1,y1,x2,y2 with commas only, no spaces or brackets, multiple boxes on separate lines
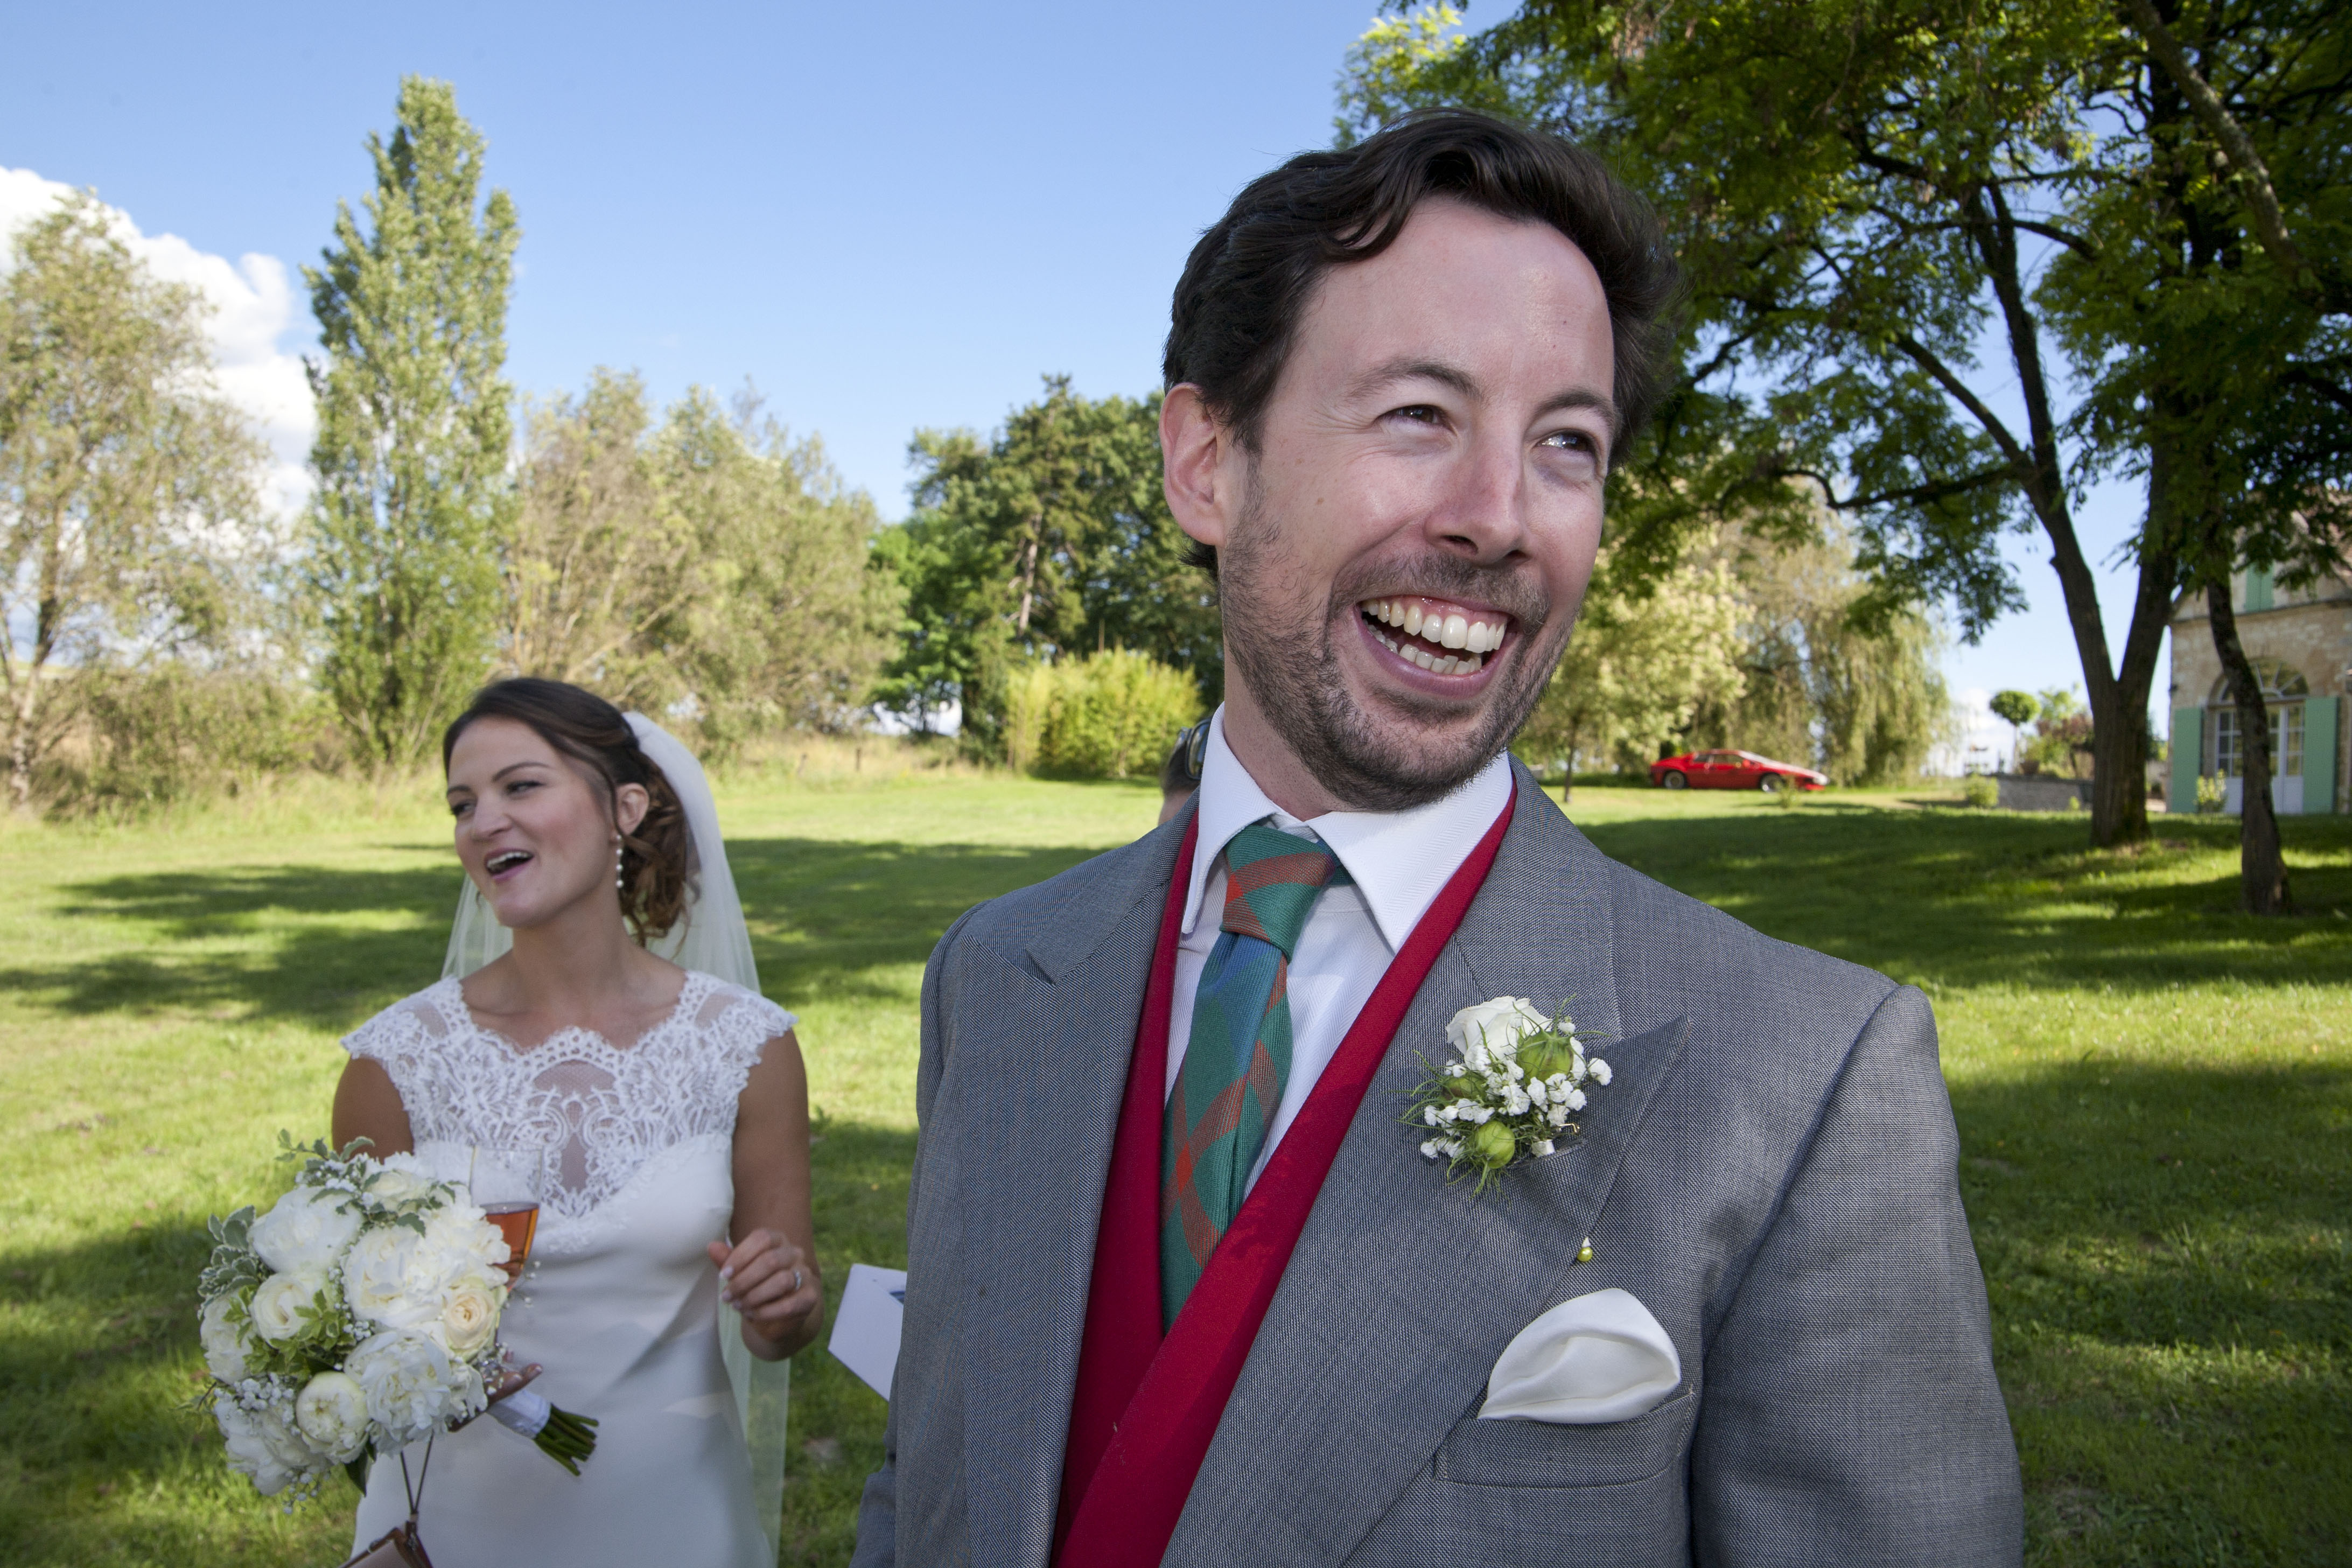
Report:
1,167,315,517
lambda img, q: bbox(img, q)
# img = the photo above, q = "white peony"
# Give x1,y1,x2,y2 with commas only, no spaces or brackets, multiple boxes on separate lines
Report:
436,1275,503,1358
292,1370,371,1462
214,1392,319,1495
1445,996,1546,1058
342,1226,433,1331
418,1199,509,1276
198,1293,256,1382
347,1330,470,1449
249,1186,363,1276
248,1269,328,1344
366,1162,434,1208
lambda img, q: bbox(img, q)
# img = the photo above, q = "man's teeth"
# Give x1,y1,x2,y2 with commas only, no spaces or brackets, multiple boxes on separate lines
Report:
1360,597,1507,673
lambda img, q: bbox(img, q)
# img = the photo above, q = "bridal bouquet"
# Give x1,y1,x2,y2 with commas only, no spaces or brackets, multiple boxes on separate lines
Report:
197,1135,592,1502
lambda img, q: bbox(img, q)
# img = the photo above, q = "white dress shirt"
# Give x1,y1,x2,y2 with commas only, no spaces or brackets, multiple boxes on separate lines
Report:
1168,707,1514,1193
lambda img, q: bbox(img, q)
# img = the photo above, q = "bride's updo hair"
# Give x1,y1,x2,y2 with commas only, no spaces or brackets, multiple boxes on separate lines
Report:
442,678,696,941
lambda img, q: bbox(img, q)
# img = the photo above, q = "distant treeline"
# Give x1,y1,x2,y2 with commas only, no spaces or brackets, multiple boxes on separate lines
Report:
4,76,1952,818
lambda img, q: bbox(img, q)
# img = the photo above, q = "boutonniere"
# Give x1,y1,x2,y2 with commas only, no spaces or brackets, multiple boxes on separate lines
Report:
1409,997,1611,1192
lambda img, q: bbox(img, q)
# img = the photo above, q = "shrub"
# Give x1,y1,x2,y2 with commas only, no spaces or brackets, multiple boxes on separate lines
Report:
1962,775,1999,808
1006,650,1201,780
37,666,334,815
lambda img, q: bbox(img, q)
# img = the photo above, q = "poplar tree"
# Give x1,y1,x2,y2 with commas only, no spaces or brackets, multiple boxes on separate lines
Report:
302,76,518,765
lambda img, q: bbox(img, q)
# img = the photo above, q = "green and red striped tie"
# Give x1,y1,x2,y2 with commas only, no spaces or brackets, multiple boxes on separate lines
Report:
1160,821,1349,1329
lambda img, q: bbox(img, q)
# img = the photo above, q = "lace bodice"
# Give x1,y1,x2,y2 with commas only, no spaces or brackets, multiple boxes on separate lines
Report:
342,971,795,1222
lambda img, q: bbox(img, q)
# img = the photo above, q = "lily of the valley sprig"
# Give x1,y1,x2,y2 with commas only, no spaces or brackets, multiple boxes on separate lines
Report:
1411,997,1610,1192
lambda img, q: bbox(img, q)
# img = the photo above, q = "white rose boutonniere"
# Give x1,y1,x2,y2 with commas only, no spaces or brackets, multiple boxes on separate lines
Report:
1410,996,1610,1192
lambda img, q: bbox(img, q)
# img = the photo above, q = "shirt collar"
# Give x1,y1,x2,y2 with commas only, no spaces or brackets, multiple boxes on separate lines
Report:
1180,706,1515,950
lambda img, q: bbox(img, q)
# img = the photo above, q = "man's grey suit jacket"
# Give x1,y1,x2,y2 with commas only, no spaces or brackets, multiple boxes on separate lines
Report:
852,761,2022,1566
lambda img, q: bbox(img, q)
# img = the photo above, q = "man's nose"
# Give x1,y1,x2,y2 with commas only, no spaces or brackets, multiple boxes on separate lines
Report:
1423,431,1529,563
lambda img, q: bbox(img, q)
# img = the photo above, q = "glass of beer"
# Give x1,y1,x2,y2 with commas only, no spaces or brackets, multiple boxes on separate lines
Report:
472,1146,547,1284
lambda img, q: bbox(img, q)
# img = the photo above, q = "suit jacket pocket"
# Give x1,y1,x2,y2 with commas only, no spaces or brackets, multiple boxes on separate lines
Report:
1435,1384,1695,1489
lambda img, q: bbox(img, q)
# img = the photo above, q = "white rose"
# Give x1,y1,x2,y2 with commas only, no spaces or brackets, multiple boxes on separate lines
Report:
1446,997,1546,1058
292,1370,371,1462
249,1186,363,1275
248,1270,327,1344
436,1275,503,1358
342,1226,432,1331
198,1293,257,1381
346,1331,466,1449
214,1393,318,1495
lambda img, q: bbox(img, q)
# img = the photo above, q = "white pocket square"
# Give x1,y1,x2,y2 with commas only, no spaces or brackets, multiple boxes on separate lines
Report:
1479,1287,1682,1425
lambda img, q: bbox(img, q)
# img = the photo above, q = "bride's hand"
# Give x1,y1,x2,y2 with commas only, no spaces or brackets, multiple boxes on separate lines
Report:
708,1230,820,1341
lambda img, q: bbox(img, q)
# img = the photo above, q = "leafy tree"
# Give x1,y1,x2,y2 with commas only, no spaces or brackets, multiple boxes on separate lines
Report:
878,377,1217,754
1990,690,2040,770
2020,687,2094,778
636,388,904,749
1513,548,1746,795
1340,2,2175,846
504,369,693,698
0,193,267,810
2036,0,2350,912
1689,521,1951,784
302,76,519,766
1340,0,2349,892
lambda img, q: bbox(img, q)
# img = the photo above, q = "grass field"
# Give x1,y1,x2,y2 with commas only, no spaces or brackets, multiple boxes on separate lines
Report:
1,768,2345,1565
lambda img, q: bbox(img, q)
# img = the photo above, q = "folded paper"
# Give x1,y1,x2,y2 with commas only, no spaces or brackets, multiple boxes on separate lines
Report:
828,1263,908,1401
1479,1286,1681,1425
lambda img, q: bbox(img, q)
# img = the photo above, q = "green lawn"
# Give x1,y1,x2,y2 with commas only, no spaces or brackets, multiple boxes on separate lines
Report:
0,773,2344,1565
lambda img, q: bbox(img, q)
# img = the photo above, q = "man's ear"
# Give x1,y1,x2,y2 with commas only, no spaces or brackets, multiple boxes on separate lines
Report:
1161,384,1235,550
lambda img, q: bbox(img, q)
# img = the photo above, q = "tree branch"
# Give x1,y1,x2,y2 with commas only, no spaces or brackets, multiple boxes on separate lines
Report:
2120,0,2341,312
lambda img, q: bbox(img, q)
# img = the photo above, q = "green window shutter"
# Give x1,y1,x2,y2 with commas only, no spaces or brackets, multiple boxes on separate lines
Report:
2171,707,2202,813
2304,696,2340,815
2243,565,2274,611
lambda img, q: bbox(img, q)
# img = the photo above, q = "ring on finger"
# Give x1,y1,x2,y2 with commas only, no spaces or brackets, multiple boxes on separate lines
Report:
790,1267,802,1292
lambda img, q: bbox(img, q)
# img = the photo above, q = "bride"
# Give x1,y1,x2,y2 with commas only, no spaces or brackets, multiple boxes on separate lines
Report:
331,678,821,1567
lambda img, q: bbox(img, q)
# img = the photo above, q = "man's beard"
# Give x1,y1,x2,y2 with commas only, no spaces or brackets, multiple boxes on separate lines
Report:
1219,489,1570,812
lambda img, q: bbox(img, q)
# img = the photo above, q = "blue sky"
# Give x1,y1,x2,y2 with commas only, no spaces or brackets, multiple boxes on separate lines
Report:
1,0,2166,744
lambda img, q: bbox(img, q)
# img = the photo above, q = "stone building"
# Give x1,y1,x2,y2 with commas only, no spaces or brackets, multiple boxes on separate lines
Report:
2167,564,2349,814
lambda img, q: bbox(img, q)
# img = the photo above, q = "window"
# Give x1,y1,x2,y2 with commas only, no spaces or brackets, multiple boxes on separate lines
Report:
2213,702,2304,778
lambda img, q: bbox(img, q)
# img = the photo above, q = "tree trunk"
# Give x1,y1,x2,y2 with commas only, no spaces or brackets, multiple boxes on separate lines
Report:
1013,525,1041,636
2205,582,2291,913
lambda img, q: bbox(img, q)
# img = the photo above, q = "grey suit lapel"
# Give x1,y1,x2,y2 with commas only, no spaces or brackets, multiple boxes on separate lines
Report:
960,807,1192,1567
1168,769,1692,1567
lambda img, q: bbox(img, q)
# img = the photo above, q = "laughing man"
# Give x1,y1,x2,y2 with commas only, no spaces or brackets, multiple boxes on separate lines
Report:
852,111,2021,1567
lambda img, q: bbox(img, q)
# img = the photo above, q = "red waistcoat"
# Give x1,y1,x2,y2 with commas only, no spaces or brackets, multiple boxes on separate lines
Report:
1054,788,1514,1565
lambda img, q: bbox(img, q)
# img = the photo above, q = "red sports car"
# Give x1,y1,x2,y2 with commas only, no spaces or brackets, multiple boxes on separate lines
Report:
1650,750,1828,792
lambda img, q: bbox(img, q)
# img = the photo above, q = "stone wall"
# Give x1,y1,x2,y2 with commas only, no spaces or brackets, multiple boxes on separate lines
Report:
1997,773,2094,812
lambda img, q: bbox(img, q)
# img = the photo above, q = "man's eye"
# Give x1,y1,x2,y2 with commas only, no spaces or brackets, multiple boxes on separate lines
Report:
1392,404,1445,425
1541,430,1594,452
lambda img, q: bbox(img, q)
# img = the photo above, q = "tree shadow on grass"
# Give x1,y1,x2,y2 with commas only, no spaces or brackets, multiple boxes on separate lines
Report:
2,839,1116,1031
1945,1055,2352,1562
1576,806,2352,992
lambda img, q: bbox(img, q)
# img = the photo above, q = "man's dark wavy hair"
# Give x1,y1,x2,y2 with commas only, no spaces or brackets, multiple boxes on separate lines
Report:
1164,109,1682,574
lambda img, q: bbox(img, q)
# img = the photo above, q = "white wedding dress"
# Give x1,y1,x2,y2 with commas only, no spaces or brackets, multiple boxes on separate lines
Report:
342,969,793,1568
